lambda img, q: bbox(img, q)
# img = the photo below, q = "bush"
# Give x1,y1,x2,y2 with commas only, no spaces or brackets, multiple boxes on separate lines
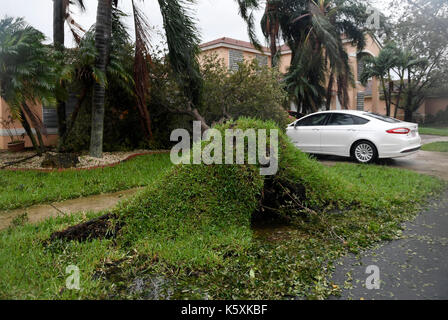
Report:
200,54,290,128
62,48,291,152
424,105,448,125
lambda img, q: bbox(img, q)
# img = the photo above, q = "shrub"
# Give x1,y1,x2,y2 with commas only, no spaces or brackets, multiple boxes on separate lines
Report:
424,105,448,125
200,54,290,128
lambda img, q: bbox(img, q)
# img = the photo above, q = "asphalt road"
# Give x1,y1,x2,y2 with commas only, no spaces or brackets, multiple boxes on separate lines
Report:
324,135,448,300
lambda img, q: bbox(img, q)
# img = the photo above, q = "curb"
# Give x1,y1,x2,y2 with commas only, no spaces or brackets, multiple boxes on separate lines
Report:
2,150,171,172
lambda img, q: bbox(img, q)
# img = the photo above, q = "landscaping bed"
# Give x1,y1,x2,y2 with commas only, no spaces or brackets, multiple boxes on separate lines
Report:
0,149,164,170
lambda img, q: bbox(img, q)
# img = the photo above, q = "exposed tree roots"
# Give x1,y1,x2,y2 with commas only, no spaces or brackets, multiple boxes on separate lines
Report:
49,213,122,242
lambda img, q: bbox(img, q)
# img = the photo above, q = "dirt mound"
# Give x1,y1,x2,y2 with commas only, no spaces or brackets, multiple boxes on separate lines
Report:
49,213,122,242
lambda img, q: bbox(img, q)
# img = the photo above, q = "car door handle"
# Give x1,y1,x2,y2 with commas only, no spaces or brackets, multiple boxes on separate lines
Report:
312,128,320,131
347,129,356,132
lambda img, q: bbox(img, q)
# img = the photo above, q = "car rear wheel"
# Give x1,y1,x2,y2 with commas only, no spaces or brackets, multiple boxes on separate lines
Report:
351,141,377,164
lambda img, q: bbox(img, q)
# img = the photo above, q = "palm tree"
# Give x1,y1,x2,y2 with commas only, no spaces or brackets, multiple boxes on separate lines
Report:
89,0,115,157
0,17,56,155
57,8,134,150
89,0,202,157
391,46,428,121
53,0,86,140
237,0,368,113
261,0,281,67
360,43,402,117
391,46,427,118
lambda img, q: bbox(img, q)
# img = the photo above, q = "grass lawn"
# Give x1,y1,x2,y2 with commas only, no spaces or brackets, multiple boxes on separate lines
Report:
419,126,448,136
0,153,173,210
0,119,445,300
422,141,448,152
0,162,443,299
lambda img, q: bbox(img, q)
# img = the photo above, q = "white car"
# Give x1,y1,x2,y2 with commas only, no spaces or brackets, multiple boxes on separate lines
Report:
286,110,422,163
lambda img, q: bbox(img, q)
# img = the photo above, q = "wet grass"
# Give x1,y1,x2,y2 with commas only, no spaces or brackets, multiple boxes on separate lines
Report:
419,126,448,136
0,119,445,300
422,141,448,152
0,153,173,211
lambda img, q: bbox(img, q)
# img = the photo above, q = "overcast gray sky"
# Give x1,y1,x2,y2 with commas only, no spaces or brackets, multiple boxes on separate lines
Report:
1,0,390,48
0,0,269,48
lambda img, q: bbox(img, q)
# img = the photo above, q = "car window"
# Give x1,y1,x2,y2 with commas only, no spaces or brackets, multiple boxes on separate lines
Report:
327,113,370,125
327,113,356,125
353,115,370,125
295,114,329,126
363,112,401,123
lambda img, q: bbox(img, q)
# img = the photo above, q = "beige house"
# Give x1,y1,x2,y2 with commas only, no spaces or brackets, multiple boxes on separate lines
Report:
199,36,448,120
0,98,58,150
0,35,446,150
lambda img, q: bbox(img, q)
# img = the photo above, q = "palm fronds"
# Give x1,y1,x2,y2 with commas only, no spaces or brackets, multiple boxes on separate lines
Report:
239,0,367,112
0,17,57,154
132,0,153,139
158,0,202,107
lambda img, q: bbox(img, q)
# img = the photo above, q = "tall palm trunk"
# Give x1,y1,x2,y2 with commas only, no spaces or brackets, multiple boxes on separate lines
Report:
265,1,279,67
20,108,42,156
53,0,67,139
268,29,278,67
22,102,46,153
90,0,113,158
53,0,65,49
325,72,334,110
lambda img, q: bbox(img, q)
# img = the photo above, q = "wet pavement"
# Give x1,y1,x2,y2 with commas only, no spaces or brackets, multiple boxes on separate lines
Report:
321,135,448,299
330,190,448,300
0,188,141,230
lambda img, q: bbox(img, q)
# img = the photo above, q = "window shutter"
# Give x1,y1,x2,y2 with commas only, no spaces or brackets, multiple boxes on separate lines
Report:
42,107,58,129
229,49,243,71
256,54,268,66
357,92,365,111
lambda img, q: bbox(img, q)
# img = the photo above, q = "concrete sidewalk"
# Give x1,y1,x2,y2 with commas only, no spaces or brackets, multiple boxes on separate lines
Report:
0,188,141,230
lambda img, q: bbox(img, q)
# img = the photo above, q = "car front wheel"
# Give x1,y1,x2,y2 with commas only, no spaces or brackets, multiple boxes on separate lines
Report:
351,141,377,164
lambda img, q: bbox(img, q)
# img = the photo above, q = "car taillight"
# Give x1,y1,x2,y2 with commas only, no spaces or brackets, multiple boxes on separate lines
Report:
386,128,410,134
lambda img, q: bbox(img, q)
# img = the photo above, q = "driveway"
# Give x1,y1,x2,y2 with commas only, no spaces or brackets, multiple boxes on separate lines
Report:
318,134,448,181
325,135,448,299
330,190,448,300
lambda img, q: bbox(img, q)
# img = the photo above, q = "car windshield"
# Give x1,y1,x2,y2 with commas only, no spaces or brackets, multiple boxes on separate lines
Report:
363,112,402,123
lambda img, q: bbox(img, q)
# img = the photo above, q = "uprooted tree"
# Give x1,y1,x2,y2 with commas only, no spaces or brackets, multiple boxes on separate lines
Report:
50,118,357,260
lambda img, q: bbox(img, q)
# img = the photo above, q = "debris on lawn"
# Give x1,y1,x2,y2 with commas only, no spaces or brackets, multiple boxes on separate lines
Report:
49,213,122,242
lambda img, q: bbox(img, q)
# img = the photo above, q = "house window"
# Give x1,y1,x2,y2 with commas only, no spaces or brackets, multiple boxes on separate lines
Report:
42,106,58,129
229,49,243,71
357,92,365,111
256,54,268,66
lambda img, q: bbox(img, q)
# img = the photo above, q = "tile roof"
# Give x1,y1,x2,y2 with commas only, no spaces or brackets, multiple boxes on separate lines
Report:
199,37,291,54
199,37,268,51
